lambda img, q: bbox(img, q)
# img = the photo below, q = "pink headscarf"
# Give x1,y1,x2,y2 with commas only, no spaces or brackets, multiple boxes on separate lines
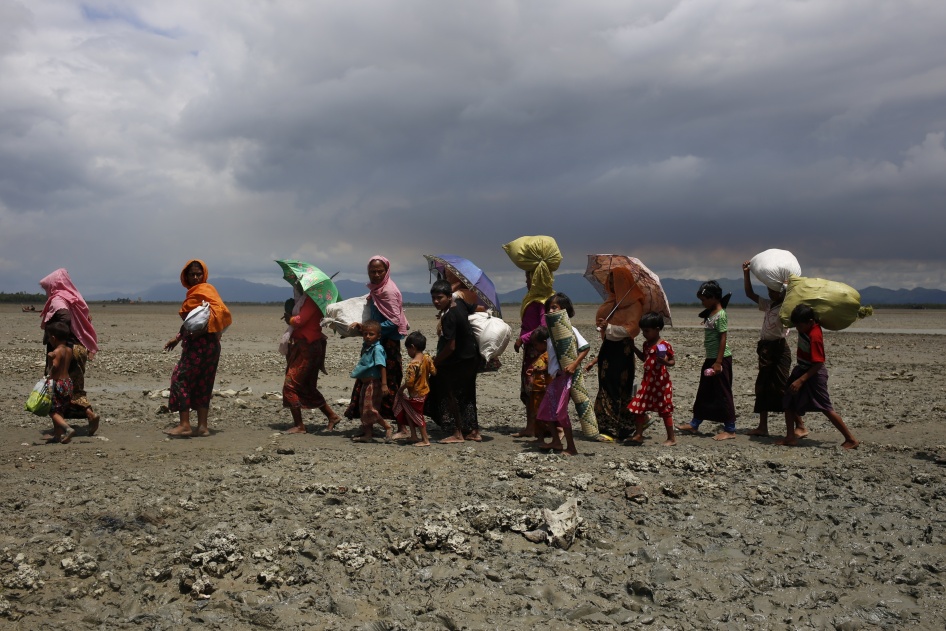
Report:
39,268,98,358
366,255,410,335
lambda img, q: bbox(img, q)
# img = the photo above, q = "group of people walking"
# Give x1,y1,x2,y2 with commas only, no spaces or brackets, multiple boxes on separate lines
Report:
33,243,858,451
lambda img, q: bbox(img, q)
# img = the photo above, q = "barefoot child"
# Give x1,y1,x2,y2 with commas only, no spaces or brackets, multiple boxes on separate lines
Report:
536,293,588,455
742,261,804,438
44,321,76,444
626,312,676,446
776,304,859,449
392,331,436,446
350,321,392,442
677,281,737,441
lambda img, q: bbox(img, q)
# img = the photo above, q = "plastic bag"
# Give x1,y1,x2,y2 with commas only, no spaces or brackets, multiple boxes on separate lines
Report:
780,275,872,331
468,311,513,362
25,379,52,416
502,235,563,273
750,249,801,292
322,294,372,337
183,302,211,333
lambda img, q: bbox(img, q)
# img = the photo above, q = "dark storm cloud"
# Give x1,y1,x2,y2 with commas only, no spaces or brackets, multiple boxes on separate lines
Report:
1,0,944,294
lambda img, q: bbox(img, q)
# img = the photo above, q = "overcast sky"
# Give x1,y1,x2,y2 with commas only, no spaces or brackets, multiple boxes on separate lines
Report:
2,0,944,296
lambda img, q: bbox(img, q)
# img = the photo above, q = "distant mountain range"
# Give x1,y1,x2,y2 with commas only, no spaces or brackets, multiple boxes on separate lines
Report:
86,274,946,307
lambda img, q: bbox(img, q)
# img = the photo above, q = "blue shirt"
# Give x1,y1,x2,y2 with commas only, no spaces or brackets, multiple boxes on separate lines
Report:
351,340,386,379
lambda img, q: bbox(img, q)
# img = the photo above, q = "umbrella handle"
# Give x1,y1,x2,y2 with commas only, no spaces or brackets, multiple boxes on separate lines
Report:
597,287,634,330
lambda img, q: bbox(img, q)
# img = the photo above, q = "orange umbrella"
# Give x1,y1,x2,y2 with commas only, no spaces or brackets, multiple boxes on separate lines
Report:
584,254,672,325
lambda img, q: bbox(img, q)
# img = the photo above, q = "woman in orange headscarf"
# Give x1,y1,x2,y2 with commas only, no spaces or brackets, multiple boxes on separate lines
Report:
588,268,644,441
162,259,232,437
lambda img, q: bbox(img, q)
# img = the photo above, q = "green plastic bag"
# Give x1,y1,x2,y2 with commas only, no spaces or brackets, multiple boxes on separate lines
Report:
780,275,873,331
25,379,52,416
502,235,562,272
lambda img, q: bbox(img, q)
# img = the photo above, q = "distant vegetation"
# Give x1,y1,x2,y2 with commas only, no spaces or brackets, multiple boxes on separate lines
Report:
0,291,45,304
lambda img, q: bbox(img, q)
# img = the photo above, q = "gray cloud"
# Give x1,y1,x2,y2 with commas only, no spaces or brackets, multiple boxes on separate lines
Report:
1,0,944,296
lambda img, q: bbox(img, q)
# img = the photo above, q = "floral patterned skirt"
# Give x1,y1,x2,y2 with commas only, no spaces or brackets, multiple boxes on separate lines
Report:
169,335,221,412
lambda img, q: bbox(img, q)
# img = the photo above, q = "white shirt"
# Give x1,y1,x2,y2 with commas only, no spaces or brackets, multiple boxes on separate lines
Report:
547,326,589,377
758,298,789,341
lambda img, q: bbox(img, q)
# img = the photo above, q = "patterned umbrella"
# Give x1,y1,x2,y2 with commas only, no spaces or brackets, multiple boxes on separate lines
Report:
584,254,672,325
424,254,501,317
274,260,340,314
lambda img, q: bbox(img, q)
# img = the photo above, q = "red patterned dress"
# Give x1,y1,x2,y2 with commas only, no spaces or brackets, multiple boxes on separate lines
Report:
627,339,674,423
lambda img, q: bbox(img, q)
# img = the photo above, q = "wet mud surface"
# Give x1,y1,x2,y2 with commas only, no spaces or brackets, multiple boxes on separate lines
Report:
1,304,945,629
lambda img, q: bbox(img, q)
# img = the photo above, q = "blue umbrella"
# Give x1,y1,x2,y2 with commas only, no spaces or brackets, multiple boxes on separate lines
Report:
424,254,502,317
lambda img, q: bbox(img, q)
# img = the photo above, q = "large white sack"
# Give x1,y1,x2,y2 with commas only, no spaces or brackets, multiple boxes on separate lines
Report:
322,294,371,337
750,249,802,292
468,312,512,362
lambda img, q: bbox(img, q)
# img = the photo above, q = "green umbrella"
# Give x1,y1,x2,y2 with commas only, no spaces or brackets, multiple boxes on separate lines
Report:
274,259,341,314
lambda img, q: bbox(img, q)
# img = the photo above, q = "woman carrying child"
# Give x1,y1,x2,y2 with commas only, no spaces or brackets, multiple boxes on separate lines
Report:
777,304,858,449
281,283,341,433
626,312,676,446
741,261,802,438
392,331,437,446
426,280,481,443
510,268,555,438
39,268,101,436
344,256,409,422
677,281,737,441
163,259,232,438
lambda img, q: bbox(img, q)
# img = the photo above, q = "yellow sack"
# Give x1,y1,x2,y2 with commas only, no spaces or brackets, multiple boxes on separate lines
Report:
502,236,562,272
780,275,873,331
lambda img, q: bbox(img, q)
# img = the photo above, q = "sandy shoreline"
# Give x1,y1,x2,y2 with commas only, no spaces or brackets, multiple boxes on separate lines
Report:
1,304,945,629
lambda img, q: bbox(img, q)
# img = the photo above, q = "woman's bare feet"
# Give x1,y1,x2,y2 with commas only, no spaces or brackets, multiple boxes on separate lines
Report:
439,436,465,444
562,448,578,456
841,440,859,449
795,427,810,439
60,427,76,444
675,424,698,434
325,417,340,431
164,424,193,437
464,431,482,442
286,425,307,434
746,427,769,437
193,426,210,437
713,431,736,441
390,431,410,441
662,438,677,446
413,440,431,447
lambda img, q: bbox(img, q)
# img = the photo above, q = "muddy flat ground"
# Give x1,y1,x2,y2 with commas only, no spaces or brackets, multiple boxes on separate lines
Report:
1,303,945,630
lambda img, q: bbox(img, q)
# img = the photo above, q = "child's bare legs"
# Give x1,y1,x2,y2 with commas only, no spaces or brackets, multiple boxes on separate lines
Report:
824,410,858,449
542,422,565,451
530,421,548,447
662,415,676,446
414,424,431,447
561,425,577,456
513,403,537,438
49,412,75,444
774,411,801,446
286,406,307,434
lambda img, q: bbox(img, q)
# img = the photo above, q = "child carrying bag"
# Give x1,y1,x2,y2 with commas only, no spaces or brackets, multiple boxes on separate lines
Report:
25,379,52,416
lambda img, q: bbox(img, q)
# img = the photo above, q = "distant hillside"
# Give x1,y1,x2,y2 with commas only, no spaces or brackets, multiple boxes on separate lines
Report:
86,275,946,306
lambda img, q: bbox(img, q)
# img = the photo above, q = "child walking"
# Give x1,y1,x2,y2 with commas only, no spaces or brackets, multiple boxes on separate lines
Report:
742,261,804,438
536,293,589,455
677,281,737,441
44,321,76,444
776,304,859,449
350,321,392,443
626,312,676,446
391,331,436,446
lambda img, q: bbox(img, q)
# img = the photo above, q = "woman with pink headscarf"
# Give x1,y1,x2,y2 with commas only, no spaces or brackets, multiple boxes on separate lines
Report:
343,256,410,423
39,269,101,436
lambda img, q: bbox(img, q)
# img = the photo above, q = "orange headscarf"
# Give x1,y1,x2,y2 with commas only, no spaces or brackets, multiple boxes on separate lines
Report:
179,259,232,334
595,267,644,338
